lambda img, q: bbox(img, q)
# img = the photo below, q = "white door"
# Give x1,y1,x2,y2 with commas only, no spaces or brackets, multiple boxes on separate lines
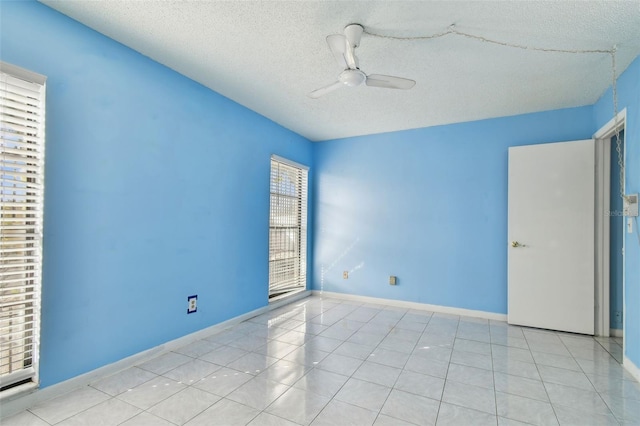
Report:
508,139,595,335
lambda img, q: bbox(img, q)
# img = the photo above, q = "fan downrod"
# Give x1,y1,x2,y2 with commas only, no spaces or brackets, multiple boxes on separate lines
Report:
344,23,364,47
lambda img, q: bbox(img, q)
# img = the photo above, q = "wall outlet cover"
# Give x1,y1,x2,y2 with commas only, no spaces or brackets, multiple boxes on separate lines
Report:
187,295,197,314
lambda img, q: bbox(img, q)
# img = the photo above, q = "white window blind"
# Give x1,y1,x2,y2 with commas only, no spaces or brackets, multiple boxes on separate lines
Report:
269,156,308,298
0,62,46,391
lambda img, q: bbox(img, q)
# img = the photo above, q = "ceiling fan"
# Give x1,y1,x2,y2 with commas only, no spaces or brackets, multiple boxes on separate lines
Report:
309,24,416,99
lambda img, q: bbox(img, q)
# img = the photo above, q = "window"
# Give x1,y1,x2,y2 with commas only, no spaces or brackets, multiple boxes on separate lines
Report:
269,156,308,299
0,62,46,391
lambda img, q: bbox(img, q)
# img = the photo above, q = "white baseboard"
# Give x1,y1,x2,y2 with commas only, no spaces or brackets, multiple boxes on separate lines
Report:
610,328,623,338
312,290,507,322
623,355,640,383
0,290,312,420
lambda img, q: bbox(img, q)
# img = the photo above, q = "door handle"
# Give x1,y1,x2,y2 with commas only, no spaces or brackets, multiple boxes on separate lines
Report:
511,241,526,248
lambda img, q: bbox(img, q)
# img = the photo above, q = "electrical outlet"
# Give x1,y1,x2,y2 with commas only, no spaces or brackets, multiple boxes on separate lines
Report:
187,295,197,314
615,311,622,323
389,276,397,285
343,271,348,279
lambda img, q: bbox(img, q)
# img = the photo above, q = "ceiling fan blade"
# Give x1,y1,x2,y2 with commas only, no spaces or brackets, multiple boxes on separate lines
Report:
326,35,348,69
308,81,345,99
365,74,416,89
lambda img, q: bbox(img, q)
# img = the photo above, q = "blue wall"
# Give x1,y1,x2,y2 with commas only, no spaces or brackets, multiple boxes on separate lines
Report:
312,107,595,314
1,1,313,387
594,56,640,368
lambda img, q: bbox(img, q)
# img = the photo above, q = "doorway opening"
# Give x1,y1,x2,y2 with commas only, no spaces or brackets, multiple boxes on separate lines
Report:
599,130,625,362
594,109,625,361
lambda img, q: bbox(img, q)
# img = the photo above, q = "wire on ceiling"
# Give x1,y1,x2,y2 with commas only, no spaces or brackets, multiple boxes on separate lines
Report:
364,25,626,202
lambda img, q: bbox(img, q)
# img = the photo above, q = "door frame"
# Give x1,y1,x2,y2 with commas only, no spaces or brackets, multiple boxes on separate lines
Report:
593,108,626,341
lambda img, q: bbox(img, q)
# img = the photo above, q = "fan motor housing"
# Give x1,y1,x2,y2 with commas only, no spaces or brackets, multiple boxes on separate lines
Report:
339,69,366,87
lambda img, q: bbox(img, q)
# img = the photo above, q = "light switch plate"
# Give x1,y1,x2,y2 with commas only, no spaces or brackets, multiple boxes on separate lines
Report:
623,194,638,217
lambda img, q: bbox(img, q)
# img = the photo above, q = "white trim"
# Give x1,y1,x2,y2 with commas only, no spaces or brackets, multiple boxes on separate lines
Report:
595,137,611,336
622,124,627,364
0,291,312,420
594,113,627,359
593,109,626,139
622,124,627,362
312,291,507,321
623,355,640,383
0,62,47,391
610,328,623,338
270,154,309,170
268,289,311,307
0,61,46,85
269,287,308,304
0,368,36,390
0,383,38,404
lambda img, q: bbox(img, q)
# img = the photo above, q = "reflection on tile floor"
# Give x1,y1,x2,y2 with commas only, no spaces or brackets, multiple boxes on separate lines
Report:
4,295,638,425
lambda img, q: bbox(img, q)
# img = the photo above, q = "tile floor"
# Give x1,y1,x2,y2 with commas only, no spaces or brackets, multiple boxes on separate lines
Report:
3,295,639,426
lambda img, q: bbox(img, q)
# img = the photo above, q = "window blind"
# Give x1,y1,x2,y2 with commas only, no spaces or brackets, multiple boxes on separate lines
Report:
269,156,308,298
0,62,46,390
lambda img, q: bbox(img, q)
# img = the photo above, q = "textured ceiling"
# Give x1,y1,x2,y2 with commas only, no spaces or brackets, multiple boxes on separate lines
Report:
40,1,640,141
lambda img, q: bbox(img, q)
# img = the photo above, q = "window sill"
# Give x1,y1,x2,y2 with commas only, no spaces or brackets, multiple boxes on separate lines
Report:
0,381,38,403
269,287,307,303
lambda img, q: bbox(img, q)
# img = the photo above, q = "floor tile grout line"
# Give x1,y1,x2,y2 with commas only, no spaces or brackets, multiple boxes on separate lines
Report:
578,340,626,424
495,324,578,424
245,298,357,425
522,326,564,426
490,320,500,424
138,384,220,426
37,386,132,426
368,307,434,426
327,299,433,424
133,299,321,425
541,332,624,423
134,308,624,425
433,313,462,425
308,303,402,426
25,409,53,426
